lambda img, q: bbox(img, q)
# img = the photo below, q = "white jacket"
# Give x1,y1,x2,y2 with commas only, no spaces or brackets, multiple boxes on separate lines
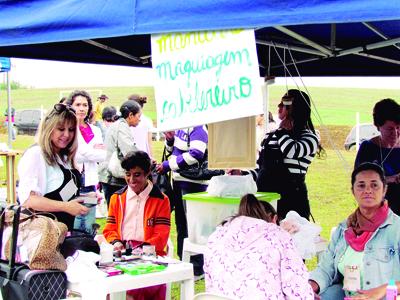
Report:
75,124,106,187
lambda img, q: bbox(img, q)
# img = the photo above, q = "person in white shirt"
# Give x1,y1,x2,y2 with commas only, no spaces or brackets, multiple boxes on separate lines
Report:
128,94,154,159
66,90,106,234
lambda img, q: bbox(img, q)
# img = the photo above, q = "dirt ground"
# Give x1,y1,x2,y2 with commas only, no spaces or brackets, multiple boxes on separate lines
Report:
316,125,352,150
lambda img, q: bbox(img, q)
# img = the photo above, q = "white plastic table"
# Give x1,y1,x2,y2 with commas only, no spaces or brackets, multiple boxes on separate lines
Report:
68,262,194,300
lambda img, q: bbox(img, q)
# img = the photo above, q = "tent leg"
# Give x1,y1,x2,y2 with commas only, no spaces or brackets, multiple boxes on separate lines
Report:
6,72,12,149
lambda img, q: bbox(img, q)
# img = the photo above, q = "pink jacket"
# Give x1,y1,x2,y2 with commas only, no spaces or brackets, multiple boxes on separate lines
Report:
204,216,314,300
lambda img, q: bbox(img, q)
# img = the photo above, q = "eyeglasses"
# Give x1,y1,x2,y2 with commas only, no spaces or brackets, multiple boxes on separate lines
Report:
46,103,76,121
53,103,76,115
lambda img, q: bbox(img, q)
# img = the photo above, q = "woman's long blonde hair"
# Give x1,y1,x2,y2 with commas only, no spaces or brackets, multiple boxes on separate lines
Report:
37,105,78,166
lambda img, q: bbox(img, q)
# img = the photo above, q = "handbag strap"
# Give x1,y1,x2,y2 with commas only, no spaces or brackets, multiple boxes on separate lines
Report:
162,142,173,161
5,205,21,278
115,121,122,159
4,208,58,226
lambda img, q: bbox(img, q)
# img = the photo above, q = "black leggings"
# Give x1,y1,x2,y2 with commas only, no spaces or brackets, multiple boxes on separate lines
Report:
277,179,310,220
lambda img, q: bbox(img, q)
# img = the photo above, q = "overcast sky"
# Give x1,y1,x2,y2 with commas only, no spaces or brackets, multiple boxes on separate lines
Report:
3,58,400,89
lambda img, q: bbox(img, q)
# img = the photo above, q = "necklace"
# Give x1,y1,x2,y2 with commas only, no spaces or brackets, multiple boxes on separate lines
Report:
379,137,399,167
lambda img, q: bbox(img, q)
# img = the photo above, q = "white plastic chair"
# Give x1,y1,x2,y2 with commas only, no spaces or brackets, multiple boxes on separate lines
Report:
193,292,236,300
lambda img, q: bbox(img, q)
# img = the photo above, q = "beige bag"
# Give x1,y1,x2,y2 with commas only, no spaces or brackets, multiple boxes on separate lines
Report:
2,210,68,271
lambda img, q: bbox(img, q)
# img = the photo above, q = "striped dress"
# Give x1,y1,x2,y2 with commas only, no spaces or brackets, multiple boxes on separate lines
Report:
267,128,318,175
255,128,319,219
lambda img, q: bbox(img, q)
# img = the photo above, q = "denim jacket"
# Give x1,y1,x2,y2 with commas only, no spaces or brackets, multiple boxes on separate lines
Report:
310,209,400,294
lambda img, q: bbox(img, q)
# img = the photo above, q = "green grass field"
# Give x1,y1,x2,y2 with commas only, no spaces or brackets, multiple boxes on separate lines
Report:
0,85,398,299
1,85,399,126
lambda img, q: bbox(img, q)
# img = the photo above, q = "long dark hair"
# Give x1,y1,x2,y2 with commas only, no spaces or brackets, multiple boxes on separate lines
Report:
285,89,324,157
222,194,277,225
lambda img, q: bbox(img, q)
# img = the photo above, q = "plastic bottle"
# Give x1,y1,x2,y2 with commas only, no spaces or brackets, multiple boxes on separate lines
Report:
386,279,397,300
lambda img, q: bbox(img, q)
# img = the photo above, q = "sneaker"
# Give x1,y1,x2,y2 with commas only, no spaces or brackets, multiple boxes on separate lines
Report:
194,274,204,281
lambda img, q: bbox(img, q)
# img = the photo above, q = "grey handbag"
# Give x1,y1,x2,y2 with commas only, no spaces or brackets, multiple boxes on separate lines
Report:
107,121,126,178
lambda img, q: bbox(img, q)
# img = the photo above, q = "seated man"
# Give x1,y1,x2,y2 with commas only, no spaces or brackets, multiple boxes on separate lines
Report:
103,150,171,300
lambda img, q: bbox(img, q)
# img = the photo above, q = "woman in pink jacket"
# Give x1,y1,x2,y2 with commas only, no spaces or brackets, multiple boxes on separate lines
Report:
204,194,314,300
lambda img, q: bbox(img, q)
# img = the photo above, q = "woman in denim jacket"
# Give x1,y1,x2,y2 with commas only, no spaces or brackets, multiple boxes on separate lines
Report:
309,162,400,299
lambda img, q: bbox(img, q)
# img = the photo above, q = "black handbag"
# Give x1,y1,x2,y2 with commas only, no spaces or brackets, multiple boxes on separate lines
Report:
60,229,100,259
256,133,290,193
177,158,225,180
0,205,67,300
152,147,175,211
176,129,224,180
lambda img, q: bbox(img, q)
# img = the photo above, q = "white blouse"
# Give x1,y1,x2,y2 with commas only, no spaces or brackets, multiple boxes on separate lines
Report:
17,145,71,205
75,123,106,187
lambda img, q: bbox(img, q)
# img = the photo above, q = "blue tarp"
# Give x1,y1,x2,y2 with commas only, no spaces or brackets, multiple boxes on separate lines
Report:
0,0,399,45
0,0,399,76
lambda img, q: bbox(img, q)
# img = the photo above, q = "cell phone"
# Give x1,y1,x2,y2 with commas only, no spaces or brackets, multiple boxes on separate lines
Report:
79,192,98,206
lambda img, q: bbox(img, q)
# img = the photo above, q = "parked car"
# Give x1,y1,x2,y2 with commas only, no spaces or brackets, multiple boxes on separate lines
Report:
344,123,380,150
14,109,44,135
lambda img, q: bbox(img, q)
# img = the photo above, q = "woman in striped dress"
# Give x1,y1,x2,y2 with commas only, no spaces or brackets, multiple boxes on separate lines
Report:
256,89,321,220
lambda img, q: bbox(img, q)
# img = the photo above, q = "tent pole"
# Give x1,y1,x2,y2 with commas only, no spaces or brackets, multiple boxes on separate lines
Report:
330,24,336,51
362,22,400,51
83,40,143,63
274,26,333,56
355,53,400,65
337,37,400,56
256,39,326,57
269,57,321,70
6,72,12,148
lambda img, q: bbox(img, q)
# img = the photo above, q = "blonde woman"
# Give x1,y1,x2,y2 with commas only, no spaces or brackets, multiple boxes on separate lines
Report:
18,103,89,231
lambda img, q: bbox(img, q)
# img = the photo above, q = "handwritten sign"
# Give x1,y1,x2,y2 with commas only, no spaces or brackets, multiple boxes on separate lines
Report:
151,29,262,131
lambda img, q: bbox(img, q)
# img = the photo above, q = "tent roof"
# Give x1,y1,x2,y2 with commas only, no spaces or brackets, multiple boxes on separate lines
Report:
0,0,399,76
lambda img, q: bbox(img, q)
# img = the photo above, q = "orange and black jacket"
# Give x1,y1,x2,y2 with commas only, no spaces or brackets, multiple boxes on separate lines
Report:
103,185,171,256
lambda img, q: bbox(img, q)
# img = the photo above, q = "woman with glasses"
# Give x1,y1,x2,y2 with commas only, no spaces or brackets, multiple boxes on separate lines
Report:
253,89,322,220
355,98,400,215
66,90,106,234
99,100,142,206
309,162,400,299
204,194,313,299
17,103,89,231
